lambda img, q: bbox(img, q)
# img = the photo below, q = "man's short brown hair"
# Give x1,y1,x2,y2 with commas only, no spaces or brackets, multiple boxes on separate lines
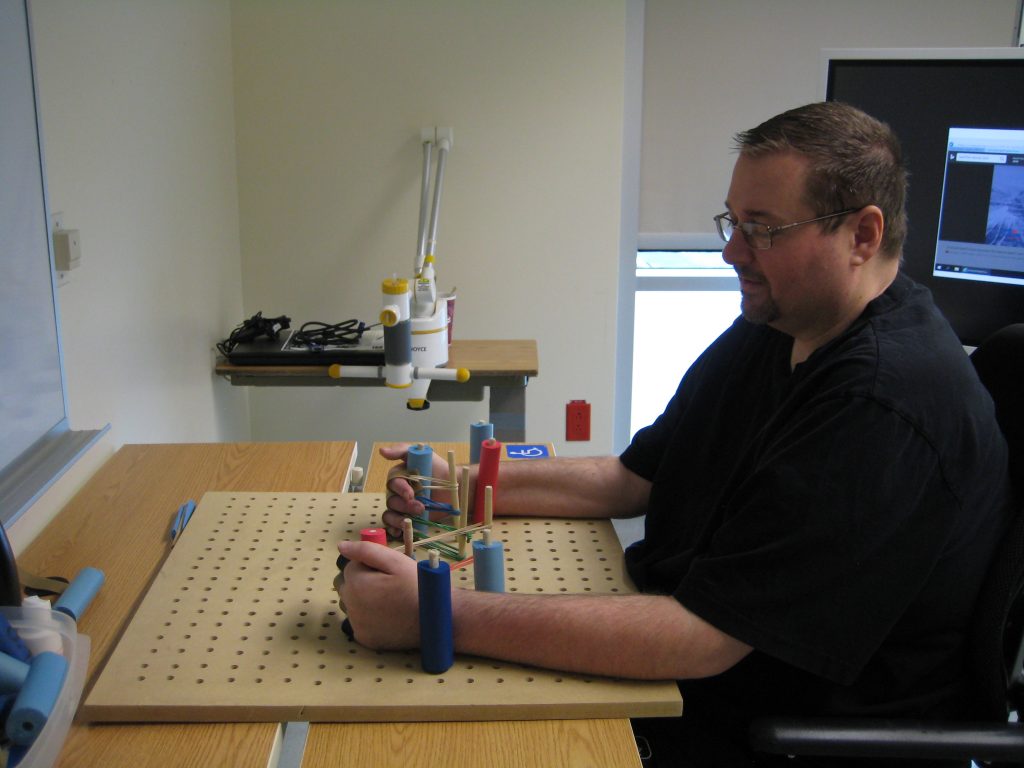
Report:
734,102,908,260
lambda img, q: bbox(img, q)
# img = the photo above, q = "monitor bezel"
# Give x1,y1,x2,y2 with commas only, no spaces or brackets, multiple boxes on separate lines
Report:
822,47,1024,346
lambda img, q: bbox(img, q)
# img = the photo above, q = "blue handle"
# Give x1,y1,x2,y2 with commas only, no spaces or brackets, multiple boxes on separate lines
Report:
6,651,67,746
53,567,105,621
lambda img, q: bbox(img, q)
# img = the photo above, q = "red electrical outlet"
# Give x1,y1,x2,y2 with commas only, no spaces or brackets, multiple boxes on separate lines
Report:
566,400,591,441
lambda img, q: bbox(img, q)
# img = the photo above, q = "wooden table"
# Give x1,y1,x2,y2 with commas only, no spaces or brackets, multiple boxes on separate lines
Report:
215,339,539,442
362,441,646,767
20,442,643,767
18,442,355,768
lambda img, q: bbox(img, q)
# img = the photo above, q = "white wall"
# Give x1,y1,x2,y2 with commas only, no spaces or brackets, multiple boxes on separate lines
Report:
232,0,628,461
19,0,1018,531
640,0,1020,235
30,0,250,448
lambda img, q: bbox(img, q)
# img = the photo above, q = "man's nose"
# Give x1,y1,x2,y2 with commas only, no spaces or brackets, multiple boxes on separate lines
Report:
721,230,752,266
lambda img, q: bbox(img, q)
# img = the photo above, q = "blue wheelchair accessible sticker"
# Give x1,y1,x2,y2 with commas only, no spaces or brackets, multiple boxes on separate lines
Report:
505,444,549,459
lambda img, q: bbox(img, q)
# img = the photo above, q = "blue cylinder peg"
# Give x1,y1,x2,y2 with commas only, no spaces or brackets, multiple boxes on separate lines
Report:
6,651,68,746
472,529,505,593
470,421,494,464
406,443,434,498
406,444,434,534
0,652,29,694
0,614,30,663
53,567,105,621
418,551,453,674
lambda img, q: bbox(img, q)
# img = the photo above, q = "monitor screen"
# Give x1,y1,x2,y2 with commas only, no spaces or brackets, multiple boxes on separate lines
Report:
935,126,1024,286
825,50,1024,345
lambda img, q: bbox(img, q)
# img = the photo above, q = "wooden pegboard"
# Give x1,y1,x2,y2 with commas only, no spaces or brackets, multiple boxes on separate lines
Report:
83,493,681,723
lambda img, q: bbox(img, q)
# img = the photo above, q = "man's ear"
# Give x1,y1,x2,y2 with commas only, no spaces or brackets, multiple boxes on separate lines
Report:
850,205,884,265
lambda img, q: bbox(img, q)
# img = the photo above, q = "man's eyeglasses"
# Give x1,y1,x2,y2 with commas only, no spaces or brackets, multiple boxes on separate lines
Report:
713,208,860,250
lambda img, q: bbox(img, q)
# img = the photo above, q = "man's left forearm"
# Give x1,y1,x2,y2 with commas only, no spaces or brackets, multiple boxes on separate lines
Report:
451,589,751,680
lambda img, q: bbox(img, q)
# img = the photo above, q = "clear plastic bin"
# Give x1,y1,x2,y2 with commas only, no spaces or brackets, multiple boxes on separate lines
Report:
1,605,90,768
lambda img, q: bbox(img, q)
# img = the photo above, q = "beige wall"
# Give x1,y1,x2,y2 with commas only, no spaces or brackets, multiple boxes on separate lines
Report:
17,1,1021,541
31,0,250,449
640,0,1019,235
232,0,628,458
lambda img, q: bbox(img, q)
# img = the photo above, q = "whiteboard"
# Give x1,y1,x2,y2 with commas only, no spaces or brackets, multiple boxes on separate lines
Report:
0,0,70,521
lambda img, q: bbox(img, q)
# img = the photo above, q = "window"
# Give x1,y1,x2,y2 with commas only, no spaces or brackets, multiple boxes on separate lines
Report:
630,248,739,437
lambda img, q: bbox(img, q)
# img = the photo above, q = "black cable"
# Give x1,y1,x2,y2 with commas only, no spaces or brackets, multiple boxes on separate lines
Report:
291,320,379,351
216,312,291,356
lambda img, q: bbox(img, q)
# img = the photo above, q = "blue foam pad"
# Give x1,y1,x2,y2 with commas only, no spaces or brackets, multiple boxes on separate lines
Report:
0,614,30,663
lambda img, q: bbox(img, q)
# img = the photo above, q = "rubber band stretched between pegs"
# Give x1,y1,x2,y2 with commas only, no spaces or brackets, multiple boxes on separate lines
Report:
403,513,481,561
404,474,458,492
398,468,458,487
418,541,462,560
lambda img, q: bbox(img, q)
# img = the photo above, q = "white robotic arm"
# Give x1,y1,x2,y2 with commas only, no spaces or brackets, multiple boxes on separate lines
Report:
329,128,468,409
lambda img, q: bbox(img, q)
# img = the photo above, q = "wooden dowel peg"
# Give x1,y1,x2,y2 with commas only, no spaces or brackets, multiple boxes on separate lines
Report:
403,518,415,559
459,466,470,559
459,466,470,520
446,450,458,504
484,485,493,529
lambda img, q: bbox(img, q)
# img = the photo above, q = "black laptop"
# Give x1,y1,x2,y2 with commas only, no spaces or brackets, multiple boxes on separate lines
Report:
225,327,385,366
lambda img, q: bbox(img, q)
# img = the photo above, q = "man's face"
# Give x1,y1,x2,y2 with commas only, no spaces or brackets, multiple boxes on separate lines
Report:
722,151,854,341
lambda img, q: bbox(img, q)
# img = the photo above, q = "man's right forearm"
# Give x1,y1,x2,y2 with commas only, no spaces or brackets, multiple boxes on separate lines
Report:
466,455,650,520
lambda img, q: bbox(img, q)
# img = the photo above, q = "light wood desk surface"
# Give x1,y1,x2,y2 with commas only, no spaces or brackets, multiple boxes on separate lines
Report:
20,441,642,767
18,442,355,768
445,339,538,376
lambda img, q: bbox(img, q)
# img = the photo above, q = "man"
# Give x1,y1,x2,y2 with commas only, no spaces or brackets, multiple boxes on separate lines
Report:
337,102,1013,766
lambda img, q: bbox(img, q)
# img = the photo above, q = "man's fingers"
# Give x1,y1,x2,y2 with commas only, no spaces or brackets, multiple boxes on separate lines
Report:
386,474,417,501
381,510,407,538
338,539,410,575
385,487,423,519
378,443,411,461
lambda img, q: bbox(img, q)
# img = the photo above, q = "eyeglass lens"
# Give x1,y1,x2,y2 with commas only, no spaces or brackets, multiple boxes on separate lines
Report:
716,215,769,249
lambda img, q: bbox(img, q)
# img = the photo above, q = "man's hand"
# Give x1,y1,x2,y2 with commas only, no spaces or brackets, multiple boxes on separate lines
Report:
379,443,460,537
336,539,421,649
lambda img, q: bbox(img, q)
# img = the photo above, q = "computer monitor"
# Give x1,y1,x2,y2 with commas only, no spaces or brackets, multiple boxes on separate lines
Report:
824,48,1024,345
